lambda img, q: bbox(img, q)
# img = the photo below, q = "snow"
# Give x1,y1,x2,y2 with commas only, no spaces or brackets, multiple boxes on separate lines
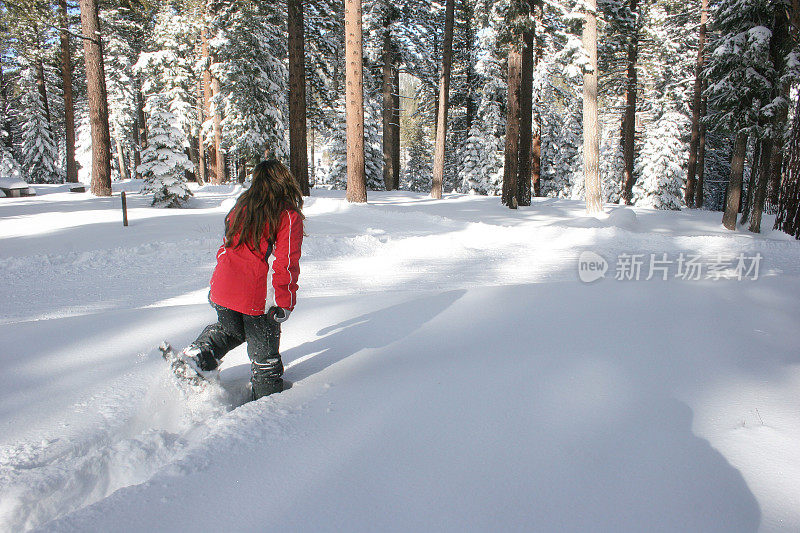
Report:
1,182,800,532
0,178,30,190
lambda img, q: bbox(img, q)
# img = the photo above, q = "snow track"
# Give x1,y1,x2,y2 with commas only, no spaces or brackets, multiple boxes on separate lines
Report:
0,353,235,532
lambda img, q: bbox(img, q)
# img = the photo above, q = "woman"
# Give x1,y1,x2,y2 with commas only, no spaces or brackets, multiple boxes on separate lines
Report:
180,159,304,400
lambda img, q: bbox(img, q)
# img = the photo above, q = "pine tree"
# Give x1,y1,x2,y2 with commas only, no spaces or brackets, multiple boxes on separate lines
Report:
0,142,22,183
458,26,506,195
632,111,689,209
212,1,289,171
19,65,60,183
137,93,193,207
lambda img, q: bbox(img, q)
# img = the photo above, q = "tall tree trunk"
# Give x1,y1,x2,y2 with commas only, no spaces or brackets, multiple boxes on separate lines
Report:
382,27,395,190
59,0,78,183
774,92,800,239
750,4,789,230
309,127,315,186
79,0,112,196
195,46,206,185
238,157,247,183
288,0,310,195
344,0,367,203
391,56,401,190
135,81,146,179
749,139,773,232
741,140,761,225
621,0,640,205
431,0,455,199
532,3,543,197
685,0,708,207
116,139,129,181
583,0,602,214
517,6,534,207
694,92,707,208
211,78,224,183
201,23,217,182
502,47,521,209
207,0,224,180
722,131,749,229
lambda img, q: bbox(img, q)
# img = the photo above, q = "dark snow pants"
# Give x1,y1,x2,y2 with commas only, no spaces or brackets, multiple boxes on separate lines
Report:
191,300,284,400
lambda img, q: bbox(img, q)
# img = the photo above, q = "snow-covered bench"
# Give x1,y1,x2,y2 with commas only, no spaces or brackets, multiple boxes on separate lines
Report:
0,177,36,198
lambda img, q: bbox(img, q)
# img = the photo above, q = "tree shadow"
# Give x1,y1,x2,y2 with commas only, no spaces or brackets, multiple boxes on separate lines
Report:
218,290,465,398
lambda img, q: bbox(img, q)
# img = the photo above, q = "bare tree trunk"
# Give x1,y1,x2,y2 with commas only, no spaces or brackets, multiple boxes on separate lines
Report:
685,0,708,207
583,0,602,214
195,46,206,185
502,47,521,209
749,139,773,232
345,0,367,203
382,27,395,190
309,127,315,186
134,82,146,179
238,157,247,183
59,0,78,183
211,78,224,183
79,0,112,196
741,140,761,225
431,0,455,199
621,0,640,205
289,0,310,195
116,139,129,181
722,131,749,229
201,23,217,182
695,92,707,208
774,91,800,238
392,58,400,190
517,7,534,207
750,4,789,230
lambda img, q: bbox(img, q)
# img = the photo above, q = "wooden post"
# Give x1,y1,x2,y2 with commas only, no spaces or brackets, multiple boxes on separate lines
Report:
121,191,128,227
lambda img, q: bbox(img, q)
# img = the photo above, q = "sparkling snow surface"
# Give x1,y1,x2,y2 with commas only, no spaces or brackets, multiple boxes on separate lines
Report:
1,182,799,532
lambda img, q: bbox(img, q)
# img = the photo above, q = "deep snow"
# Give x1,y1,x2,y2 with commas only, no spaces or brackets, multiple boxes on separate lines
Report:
1,182,799,532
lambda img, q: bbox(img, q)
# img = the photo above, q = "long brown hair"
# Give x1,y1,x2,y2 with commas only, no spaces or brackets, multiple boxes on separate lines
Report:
224,159,304,252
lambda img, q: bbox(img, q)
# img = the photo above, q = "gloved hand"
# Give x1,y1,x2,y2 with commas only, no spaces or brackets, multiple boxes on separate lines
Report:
268,306,291,323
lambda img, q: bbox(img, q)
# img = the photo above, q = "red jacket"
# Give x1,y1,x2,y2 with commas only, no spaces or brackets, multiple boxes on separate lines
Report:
209,208,303,315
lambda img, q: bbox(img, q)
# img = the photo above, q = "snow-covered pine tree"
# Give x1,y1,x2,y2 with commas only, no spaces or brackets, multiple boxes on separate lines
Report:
103,5,153,182
19,64,60,183
210,1,288,169
364,76,385,190
134,6,196,172
138,93,193,207
705,0,775,227
0,142,22,182
402,104,433,191
458,26,506,195
632,111,690,209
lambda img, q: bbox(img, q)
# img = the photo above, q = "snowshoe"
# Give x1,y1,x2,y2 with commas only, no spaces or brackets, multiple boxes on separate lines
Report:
159,341,217,390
